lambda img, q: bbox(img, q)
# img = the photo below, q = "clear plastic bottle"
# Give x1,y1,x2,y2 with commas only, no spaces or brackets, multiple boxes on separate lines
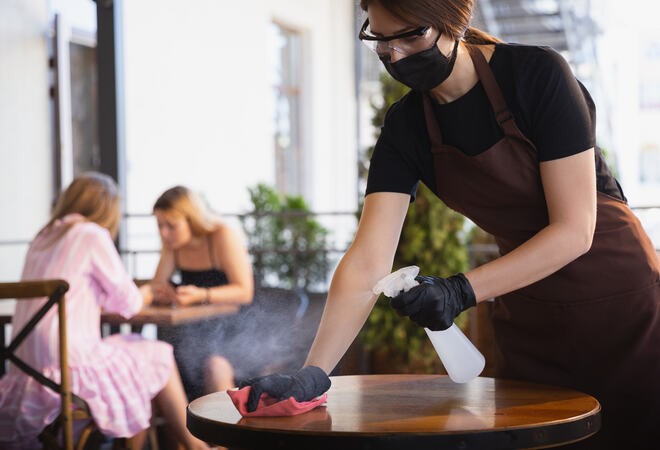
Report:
373,266,485,383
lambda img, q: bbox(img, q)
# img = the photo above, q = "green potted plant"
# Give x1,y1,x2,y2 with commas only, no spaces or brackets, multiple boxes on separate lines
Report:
241,183,330,293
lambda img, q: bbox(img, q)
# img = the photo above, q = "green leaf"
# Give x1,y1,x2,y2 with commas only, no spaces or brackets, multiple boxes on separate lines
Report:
243,183,331,291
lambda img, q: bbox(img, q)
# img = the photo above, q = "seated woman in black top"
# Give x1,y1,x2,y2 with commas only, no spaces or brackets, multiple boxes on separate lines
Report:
140,186,254,399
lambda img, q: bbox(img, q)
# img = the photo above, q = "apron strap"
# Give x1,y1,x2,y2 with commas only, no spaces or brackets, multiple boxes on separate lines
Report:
465,45,536,149
422,44,537,153
465,45,509,126
207,234,218,270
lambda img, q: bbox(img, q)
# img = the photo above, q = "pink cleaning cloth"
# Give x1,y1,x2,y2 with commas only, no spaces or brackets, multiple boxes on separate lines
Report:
227,386,328,417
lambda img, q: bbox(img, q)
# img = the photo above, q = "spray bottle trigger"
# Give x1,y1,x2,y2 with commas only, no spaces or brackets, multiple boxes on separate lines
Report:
372,266,420,297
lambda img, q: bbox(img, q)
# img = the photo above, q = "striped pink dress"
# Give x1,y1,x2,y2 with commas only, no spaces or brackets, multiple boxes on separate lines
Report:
0,215,174,448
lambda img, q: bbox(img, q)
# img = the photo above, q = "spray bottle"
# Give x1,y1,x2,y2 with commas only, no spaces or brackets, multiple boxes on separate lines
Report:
373,266,485,383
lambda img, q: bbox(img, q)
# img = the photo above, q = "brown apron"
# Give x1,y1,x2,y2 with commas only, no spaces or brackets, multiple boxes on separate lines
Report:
422,44,660,449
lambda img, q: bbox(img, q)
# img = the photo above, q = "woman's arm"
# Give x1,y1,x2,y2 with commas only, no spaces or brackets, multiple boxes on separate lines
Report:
139,248,176,305
466,149,597,302
87,225,143,318
206,225,254,304
304,192,411,373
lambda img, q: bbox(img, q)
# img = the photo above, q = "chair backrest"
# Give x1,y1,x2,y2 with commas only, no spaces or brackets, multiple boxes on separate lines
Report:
0,280,90,450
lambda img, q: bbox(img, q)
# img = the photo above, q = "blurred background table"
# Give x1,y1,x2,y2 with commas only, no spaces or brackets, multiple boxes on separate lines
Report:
101,302,240,327
187,374,601,450
0,301,240,376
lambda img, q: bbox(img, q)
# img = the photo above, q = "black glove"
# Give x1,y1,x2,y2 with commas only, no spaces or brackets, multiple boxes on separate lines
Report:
390,273,476,331
240,366,331,412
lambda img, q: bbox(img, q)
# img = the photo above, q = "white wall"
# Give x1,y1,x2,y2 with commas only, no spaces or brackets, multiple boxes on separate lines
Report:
121,0,357,215
0,0,52,280
120,0,358,277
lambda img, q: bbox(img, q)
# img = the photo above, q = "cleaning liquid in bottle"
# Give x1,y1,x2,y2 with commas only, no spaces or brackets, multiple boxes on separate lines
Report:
373,266,485,383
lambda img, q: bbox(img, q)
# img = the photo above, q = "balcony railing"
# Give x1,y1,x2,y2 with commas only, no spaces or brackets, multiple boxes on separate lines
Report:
2,206,659,284
121,210,358,291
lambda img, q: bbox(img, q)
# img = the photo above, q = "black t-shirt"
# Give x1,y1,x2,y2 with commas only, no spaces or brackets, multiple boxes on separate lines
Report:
366,43,625,202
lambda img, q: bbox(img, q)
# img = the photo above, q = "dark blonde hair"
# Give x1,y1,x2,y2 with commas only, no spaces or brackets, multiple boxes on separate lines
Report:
153,186,221,238
360,0,501,44
38,172,120,246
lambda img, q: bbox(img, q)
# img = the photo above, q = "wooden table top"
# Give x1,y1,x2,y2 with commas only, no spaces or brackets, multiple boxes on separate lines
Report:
101,302,240,326
187,374,601,450
0,301,239,327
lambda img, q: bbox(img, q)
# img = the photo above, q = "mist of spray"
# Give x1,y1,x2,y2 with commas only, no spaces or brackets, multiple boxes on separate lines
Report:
170,288,322,385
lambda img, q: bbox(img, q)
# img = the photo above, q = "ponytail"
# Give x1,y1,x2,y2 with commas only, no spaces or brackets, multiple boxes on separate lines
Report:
463,26,502,45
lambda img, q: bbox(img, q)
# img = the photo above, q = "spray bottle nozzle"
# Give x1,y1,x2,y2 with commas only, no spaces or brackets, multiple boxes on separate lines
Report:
372,266,420,298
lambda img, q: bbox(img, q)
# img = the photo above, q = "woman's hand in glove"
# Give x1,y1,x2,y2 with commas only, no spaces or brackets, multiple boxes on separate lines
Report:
390,273,476,331
240,366,331,412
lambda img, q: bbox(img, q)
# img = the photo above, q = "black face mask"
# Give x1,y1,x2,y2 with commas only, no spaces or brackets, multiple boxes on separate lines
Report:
380,39,459,91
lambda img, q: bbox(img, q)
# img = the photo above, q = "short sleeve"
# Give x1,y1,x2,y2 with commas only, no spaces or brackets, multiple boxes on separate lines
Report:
525,48,596,161
365,107,420,200
85,225,142,318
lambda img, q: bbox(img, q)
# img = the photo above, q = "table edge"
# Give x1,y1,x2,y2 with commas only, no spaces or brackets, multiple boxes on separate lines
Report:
186,375,602,449
101,303,241,326
187,405,601,449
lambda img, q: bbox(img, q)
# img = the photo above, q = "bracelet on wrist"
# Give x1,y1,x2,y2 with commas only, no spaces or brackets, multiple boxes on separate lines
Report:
203,288,211,304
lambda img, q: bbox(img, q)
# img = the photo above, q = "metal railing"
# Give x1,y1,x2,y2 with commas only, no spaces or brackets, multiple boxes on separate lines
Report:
2,206,659,283
121,210,358,290
0,240,31,247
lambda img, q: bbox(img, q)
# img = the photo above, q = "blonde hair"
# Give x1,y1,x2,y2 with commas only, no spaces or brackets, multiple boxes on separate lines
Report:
153,186,221,237
38,172,120,247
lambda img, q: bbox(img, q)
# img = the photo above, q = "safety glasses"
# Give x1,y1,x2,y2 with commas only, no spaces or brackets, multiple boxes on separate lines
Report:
358,18,435,58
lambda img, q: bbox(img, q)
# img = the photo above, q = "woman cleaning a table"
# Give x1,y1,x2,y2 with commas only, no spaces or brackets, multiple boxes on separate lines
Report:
141,186,254,400
241,1,660,448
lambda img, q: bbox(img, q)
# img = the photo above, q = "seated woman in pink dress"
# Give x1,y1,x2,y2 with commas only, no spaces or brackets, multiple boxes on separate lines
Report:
0,172,209,449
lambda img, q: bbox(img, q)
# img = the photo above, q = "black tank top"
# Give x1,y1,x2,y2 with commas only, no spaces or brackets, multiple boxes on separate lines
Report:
173,233,229,288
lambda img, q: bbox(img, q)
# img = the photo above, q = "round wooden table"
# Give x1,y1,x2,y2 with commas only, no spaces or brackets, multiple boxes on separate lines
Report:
186,375,601,449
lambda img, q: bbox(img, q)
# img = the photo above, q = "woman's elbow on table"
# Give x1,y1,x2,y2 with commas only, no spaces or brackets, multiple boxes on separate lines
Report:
226,278,254,305
139,283,154,306
239,282,254,304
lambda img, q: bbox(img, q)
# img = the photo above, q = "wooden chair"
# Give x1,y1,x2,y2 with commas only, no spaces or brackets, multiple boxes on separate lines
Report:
0,280,150,450
0,279,97,450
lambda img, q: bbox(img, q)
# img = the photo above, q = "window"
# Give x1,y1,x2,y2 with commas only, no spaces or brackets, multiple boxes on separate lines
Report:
638,41,660,183
640,143,660,183
69,39,101,175
640,42,660,109
268,23,302,196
